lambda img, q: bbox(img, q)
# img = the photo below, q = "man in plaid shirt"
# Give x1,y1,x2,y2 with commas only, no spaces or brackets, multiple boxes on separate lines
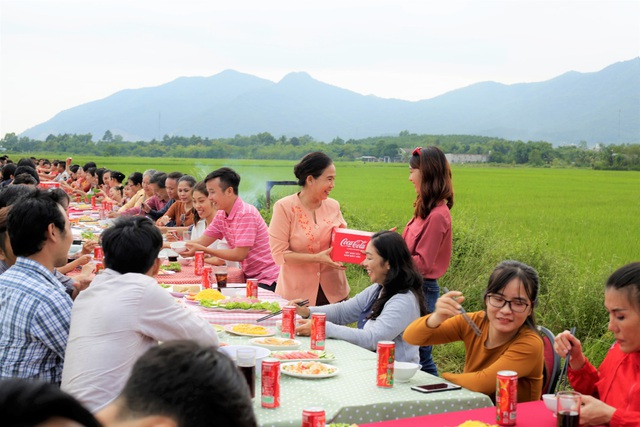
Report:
0,190,74,384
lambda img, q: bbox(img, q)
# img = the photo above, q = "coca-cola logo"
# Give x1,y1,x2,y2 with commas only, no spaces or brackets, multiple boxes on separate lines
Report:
339,238,367,250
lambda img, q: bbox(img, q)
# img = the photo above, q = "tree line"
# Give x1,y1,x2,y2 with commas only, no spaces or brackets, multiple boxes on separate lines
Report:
1,130,639,170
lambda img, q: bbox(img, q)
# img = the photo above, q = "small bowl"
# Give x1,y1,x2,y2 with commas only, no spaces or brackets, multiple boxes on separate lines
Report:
394,361,420,382
177,256,193,266
170,242,187,254
543,394,557,415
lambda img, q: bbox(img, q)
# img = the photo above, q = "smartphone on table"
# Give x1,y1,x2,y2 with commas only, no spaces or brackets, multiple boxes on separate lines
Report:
410,383,462,393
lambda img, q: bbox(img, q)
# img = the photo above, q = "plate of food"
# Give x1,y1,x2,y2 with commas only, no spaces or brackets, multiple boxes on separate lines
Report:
269,350,335,363
280,361,339,379
157,270,175,275
249,337,301,350
224,323,275,337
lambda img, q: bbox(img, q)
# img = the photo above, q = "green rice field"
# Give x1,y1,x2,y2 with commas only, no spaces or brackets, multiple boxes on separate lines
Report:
34,154,640,366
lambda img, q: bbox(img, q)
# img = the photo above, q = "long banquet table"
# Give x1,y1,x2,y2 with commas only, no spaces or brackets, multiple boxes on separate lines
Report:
219,334,493,427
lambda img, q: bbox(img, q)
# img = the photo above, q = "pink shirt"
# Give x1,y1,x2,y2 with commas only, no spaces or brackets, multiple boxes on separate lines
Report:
204,197,279,284
269,194,349,305
401,201,452,280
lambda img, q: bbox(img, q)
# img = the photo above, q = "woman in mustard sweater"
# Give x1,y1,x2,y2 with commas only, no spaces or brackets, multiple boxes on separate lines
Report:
404,260,544,402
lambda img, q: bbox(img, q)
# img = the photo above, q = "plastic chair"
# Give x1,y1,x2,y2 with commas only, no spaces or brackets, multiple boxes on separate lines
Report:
537,325,561,396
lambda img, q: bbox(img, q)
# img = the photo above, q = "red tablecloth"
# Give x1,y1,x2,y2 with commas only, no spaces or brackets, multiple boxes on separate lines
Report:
360,400,555,427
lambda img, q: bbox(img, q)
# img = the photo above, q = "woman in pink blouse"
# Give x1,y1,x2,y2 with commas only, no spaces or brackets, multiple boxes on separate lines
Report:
269,152,348,306
402,146,454,375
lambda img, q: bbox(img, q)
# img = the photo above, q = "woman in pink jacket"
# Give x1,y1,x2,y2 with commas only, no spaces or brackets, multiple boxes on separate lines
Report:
554,262,640,426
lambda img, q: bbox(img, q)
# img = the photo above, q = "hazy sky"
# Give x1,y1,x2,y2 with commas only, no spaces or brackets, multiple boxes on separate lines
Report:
1,0,639,136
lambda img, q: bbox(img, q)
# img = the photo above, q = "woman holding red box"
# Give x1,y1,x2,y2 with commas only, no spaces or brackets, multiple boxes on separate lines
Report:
402,146,454,376
269,151,349,306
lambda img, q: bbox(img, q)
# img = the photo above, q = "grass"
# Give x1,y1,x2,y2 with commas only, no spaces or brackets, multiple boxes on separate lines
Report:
29,154,640,367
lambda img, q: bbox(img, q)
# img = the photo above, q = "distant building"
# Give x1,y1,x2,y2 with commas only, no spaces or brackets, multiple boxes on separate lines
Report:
357,156,378,162
445,153,489,164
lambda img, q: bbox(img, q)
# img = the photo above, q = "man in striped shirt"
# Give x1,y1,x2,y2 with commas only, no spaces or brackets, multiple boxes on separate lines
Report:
0,190,74,384
185,167,279,291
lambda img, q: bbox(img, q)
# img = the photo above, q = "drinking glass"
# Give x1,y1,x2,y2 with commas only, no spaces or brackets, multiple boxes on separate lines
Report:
236,348,256,398
182,230,191,241
214,265,228,288
556,391,581,427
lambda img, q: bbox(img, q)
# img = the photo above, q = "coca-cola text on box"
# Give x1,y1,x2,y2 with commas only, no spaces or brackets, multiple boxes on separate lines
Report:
330,228,373,264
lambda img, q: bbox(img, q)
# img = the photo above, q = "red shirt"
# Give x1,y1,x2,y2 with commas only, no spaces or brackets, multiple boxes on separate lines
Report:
568,342,640,427
401,201,452,280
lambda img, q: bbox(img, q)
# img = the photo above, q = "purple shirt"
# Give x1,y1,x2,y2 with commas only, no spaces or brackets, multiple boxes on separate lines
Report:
204,197,279,284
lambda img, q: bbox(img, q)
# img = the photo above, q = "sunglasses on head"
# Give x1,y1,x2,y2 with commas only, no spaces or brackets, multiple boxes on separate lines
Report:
412,147,422,156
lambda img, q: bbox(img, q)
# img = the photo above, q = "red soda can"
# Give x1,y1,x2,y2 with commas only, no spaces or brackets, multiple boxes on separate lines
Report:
75,195,81,203
261,358,280,408
194,251,204,275
91,196,96,208
202,266,212,289
301,407,325,427
99,208,106,220
94,246,104,261
94,261,103,273
246,278,259,298
496,370,518,425
310,313,326,351
376,341,395,388
281,306,297,339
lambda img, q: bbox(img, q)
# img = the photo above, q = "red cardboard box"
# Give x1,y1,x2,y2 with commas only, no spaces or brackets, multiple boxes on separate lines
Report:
39,181,60,189
330,228,373,264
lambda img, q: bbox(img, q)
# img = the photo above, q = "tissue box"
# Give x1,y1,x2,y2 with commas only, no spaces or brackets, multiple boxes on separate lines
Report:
330,228,373,264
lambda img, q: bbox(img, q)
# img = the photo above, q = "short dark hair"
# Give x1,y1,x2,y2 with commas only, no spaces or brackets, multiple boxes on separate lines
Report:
14,166,39,184
49,188,71,210
149,172,167,189
101,216,162,274
82,162,97,170
2,163,17,180
69,165,80,174
128,172,143,187
11,174,38,186
110,171,126,184
204,167,240,195
294,151,333,186
606,262,640,312
17,158,36,168
178,174,197,188
0,185,37,209
115,340,257,427
8,189,67,257
0,378,100,427
167,171,184,181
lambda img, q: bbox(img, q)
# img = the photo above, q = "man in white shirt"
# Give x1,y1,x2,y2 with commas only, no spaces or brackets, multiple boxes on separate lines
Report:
61,216,218,413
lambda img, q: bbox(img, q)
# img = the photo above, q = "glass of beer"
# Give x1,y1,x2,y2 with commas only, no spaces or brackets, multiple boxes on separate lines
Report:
214,265,228,288
556,391,581,427
236,348,256,398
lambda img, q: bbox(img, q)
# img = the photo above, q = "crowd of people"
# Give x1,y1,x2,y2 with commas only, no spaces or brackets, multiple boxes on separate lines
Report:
0,153,637,426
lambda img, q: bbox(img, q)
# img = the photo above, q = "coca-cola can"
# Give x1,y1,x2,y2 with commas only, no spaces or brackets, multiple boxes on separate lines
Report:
496,370,518,425
281,306,296,339
301,407,325,427
202,266,212,289
91,196,96,208
94,246,104,261
376,341,395,388
246,278,259,298
194,251,204,275
310,313,326,350
99,208,106,220
94,261,103,273
261,358,280,408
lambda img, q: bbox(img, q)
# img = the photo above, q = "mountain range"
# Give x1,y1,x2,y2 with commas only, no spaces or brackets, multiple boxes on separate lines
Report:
21,58,640,145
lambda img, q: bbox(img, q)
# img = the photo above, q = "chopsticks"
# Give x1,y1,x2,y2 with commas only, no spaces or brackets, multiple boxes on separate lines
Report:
443,287,482,337
556,326,577,393
256,299,309,322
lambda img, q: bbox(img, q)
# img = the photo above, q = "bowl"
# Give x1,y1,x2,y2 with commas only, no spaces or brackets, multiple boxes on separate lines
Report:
218,345,271,375
394,361,420,382
177,256,193,266
170,242,187,254
543,394,557,415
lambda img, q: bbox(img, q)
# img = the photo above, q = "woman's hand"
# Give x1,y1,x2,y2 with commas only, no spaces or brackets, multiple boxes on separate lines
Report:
183,242,205,257
554,330,586,370
81,240,97,255
156,215,170,226
579,395,616,426
286,299,311,318
316,248,346,270
76,254,92,267
165,230,179,242
427,290,466,328
295,319,311,336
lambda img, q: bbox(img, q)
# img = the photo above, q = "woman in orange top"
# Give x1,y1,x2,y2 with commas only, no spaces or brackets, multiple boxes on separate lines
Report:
269,152,348,306
157,175,195,228
404,260,544,402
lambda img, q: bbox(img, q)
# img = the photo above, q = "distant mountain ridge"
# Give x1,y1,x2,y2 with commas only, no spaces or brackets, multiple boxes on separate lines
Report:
21,58,640,145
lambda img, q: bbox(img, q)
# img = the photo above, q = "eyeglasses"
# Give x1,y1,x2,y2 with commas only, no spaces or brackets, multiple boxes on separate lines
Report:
486,294,530,313
412,147,423,156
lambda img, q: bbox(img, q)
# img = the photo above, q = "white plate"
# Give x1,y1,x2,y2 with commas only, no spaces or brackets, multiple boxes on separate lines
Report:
224,324,275,337
269,350,336,363
280,361,339,379
157,270,176,275
249,337,301,350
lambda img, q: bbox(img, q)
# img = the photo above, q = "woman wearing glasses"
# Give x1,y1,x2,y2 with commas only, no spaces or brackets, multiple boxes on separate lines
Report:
404,260,544,402
402,146,453,375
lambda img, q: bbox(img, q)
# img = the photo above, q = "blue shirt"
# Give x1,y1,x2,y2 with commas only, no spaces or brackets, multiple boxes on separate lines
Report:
0,257,72,383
